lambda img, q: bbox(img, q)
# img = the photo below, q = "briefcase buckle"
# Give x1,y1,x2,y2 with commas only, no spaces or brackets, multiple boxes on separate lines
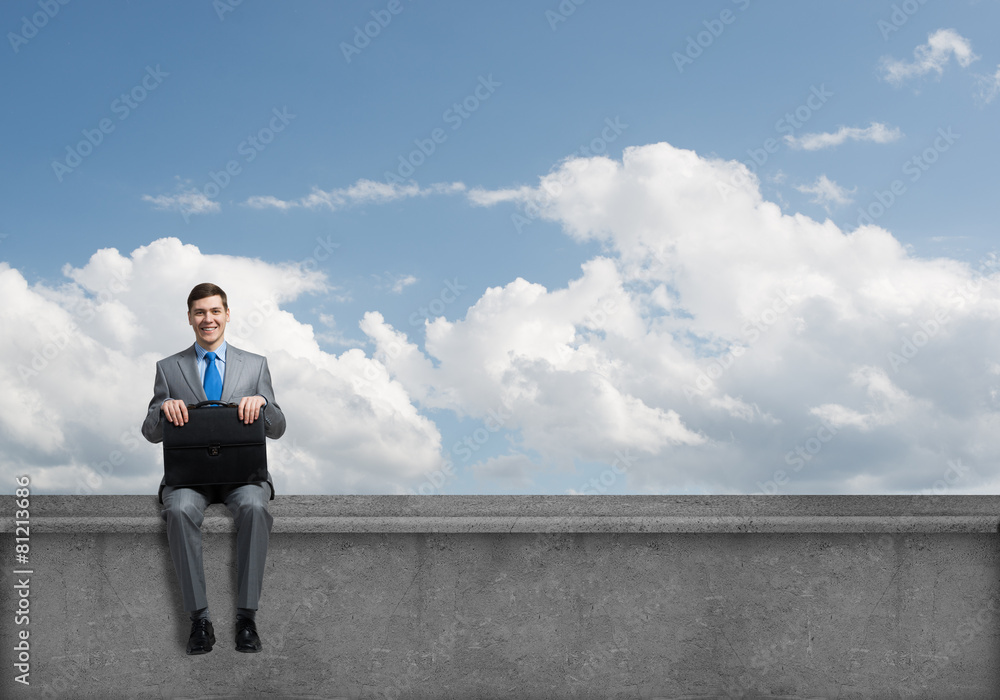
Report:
208,444,221,457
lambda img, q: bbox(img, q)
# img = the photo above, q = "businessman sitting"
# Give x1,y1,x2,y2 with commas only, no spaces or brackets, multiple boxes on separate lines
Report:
142,282,286,655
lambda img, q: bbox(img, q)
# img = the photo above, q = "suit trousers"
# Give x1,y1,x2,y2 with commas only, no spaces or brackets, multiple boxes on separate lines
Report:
161,483,273,612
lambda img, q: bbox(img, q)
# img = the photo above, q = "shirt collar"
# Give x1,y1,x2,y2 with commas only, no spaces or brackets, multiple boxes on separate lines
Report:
195,340,227,363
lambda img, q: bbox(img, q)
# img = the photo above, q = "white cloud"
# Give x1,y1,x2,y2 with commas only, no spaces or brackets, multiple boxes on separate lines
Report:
12,141,1000,495
785,122,903,151
466,185,536,207
391,274,418,294
141,188,219,218
451,141,1000,493
795,175,857,212
360,257,706,469
975,64,1000,104
1,238,444,496
810,366,923,431
370,271,420,294
244,179,466,211
243,195,296,210
880,28,979,85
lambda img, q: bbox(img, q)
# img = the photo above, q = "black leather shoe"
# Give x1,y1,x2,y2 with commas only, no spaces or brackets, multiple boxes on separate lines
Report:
235,618,262,653
186,619,215,655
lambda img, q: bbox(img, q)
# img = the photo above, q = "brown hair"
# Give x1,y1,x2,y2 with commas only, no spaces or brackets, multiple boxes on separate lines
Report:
187,283,228,312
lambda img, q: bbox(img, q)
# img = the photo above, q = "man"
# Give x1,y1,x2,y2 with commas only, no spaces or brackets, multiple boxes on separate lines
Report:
142,283,286,655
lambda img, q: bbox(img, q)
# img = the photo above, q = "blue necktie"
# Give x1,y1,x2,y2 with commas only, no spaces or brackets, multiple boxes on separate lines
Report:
203,351,222,401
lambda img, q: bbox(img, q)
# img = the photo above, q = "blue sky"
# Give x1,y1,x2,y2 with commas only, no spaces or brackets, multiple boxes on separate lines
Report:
3,1,1000,496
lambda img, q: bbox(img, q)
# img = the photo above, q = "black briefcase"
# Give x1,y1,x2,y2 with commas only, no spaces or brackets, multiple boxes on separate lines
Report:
162,401,268,489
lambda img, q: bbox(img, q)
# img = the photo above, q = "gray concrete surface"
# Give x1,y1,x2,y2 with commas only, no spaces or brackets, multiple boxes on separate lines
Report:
2,496,999,699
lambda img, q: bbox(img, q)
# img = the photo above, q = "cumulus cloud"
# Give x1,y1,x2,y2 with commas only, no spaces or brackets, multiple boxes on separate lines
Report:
1,238,444,496
11,142,1000,496
785,122,903,151
795,175,857,212
448,142,1000,493
244,179,465,211
359,259,706,483
880,28,979,85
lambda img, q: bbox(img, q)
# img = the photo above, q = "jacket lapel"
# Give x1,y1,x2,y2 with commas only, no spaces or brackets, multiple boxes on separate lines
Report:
221,344,245,403
176,345,207,403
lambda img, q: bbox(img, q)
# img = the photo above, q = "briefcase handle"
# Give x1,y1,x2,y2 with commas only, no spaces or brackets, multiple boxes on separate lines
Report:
186,400,239,409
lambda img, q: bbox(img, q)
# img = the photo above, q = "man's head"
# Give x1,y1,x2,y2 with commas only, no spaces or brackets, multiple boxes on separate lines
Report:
187,283,229,351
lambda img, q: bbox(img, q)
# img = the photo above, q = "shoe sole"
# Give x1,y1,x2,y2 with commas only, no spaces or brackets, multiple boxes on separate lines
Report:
187,635,216,655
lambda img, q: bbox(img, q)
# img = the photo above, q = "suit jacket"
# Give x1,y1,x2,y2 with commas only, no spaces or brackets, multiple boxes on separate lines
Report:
142,343,286,503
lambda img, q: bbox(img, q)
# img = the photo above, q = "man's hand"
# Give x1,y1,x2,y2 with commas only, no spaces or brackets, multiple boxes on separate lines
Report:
161,399,189,427
238,395,267,424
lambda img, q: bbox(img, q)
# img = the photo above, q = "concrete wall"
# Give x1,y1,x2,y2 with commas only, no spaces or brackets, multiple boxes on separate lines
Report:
2,495,999,699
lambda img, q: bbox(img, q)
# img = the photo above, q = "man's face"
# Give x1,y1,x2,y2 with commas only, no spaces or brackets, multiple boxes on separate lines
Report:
188,295,229,350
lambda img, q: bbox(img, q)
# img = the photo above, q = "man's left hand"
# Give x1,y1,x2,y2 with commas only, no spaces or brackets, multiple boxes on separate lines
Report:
238,395,267,424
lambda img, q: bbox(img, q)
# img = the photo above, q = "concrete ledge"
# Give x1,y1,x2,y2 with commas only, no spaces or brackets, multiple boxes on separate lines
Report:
5,494,1000,533
3,496,1000,699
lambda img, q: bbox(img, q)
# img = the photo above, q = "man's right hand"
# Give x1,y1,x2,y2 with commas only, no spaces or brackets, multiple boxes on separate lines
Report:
161,399,189,426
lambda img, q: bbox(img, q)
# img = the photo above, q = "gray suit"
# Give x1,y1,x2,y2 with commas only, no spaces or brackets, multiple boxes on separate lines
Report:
142,343,286,502
142,343,286,613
